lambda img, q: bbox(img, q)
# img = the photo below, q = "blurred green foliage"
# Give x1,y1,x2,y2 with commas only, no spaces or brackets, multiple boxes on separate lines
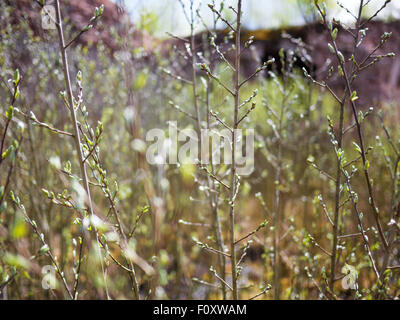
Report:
0,0,399,300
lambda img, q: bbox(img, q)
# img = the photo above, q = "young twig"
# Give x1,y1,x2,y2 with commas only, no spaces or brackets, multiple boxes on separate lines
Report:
54,0,110,299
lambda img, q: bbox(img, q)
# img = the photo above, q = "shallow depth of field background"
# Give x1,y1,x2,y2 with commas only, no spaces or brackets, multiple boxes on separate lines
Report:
0,0,399,300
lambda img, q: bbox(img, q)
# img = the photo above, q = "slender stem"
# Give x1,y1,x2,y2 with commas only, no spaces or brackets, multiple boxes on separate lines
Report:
330,95,345,292
206,5,227,297
317,0,388,253
15,201,74,299
0,81,18,167
207,86,227,299
330,0,365,291
54,0,109,299
273,76,285,300
229,0,242,300
72,237,84,299
190,2,202,136
343,173,380,279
